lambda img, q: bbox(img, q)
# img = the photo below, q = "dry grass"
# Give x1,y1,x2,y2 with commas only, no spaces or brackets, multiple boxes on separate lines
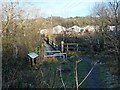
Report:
45,57,58,63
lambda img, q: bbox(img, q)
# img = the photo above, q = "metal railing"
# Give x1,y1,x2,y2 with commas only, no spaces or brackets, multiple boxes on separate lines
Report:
44,51,67,59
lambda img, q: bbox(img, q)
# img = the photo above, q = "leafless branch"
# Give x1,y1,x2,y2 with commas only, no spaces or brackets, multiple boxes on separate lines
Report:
75,60,82,90
58,66,66,90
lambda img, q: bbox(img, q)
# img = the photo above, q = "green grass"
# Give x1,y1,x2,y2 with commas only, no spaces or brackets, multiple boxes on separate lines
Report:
90,54,118,88
45,58,90,88
3,56,90,88
32,57,90,88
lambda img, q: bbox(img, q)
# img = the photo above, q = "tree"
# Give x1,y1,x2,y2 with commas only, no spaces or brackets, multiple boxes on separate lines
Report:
92,0,120,87
2,1,44,87
109,0,120,34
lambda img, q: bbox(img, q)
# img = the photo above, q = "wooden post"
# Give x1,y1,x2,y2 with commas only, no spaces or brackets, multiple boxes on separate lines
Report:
32,59,34,66
67,44,68,51
41,42,44,60
77,44,78,51
34,58,36,64
61,41,64,53
30,58,33,67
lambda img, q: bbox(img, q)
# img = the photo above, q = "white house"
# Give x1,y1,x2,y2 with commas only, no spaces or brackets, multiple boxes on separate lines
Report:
52,25,66,34
40,29,48,35
107,26,116,31
71,25,81,32
83,25,96,33
67,25,84,32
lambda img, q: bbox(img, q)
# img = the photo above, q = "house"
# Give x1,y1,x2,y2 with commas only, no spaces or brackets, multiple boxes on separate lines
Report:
61,30,74,36
83,25,96,33
52,25,66,34
40,29,48,35
71,25,81,32
107,25,120,36
67,25,83,33
40,29,53,37
107,26,116,31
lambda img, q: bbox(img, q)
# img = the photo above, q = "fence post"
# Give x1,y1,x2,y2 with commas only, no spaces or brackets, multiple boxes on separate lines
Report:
61,41,64,53
77,44,78,51
67,44,68,51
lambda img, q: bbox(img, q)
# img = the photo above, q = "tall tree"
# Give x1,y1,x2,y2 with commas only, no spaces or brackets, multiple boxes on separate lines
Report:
109,0,120,34
93,0,120,86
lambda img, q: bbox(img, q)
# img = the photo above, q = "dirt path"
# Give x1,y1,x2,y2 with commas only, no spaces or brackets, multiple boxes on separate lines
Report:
44,42,105,88
79,55,105,88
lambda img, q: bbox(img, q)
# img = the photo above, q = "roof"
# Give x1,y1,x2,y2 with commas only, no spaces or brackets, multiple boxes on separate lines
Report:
68,25,81,32
53,25,66,34
28,52,39,59
53,25,66,30
72,25,80,29
40,29,48,34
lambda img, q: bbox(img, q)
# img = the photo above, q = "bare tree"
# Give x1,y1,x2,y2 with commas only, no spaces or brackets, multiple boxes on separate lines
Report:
92,0,120,87
109,0,120,34
93,0,120,59
2,1,44,87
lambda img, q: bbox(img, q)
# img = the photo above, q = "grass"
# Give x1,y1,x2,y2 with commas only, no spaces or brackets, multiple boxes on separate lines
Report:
90,53,118,88
34,57,89,88
3,54,90,88
48,57,89,88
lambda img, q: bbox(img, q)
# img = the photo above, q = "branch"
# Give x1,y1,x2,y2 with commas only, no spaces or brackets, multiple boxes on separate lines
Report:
58,66,66,90
78,62,97,87
75,60,82,90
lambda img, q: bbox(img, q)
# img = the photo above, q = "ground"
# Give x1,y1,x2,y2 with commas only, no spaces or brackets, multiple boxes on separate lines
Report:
42,42,105,88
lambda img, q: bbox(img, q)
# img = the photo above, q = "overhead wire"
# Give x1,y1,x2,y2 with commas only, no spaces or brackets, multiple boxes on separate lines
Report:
60,0,83,18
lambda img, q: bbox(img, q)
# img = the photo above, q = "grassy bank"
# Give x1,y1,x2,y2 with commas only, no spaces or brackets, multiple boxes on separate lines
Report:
3,56,89,88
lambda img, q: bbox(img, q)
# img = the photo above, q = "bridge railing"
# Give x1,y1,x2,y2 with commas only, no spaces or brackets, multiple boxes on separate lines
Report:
44,51,67,59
